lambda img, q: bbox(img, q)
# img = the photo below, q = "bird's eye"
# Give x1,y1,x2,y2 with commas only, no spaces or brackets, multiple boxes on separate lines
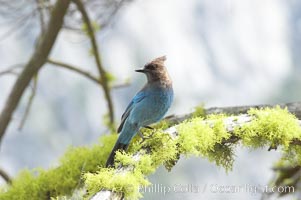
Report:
146,64,156,70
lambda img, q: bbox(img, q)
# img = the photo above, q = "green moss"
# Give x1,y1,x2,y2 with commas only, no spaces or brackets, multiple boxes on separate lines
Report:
152,119,172,130
142,131,178,167
85,167,149,200
235,106,301,149
281,145,301,166
85,107,301,199
84,150,157,199
113,150,154,175
206,144,234,171
268,159,301,197
176,116,233,170
0,134,117,200
192,104,206,118
177,118,217,155
84,130,179,199
2,106,301,200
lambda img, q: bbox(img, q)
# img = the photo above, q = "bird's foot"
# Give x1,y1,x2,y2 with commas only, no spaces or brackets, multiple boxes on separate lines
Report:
138,130,156,144
139,131,150,139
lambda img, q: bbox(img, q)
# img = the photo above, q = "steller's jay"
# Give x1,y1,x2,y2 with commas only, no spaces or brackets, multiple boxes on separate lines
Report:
106,56,174,167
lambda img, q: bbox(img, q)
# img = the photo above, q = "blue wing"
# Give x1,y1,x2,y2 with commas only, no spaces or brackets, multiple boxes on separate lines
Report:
117,91,147,133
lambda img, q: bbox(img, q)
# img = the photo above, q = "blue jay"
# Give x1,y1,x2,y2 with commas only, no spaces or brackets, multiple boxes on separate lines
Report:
106,56,174,167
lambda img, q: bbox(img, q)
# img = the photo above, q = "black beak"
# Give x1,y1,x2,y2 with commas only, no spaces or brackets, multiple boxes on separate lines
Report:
135,69,146,73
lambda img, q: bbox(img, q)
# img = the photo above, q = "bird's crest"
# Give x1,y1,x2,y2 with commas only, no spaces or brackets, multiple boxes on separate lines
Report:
151,55,167,66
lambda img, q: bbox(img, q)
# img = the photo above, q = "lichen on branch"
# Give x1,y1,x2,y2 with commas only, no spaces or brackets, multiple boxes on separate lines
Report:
0,135,116,200
1,106,301,200
86,106,301,200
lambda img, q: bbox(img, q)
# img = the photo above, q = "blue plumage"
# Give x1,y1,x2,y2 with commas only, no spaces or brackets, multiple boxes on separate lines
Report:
106,56,173,167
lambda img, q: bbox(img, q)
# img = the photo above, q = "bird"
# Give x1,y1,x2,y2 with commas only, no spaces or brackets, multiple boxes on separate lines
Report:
106,56,174,167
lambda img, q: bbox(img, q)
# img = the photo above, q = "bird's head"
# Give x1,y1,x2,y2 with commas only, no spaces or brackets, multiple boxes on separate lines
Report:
135,56,172,85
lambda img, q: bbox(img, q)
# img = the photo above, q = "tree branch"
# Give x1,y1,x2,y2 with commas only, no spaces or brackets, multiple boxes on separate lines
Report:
47,59,100,84
72,0,115,125
18,75,38,130
0,168,11,184
0,0,71,144
165,101,301,125
0,102,299,199
48,59,131,91
0,64,23,77
111,81,131,89
35,0,46,34
89,102,301,200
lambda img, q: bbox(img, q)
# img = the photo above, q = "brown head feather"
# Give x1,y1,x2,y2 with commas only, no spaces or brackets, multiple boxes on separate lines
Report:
151,55,166,65
140,56,172,86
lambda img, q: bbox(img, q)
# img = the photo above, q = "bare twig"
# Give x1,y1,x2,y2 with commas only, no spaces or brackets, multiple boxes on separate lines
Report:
0,64,23,76
0,0,71,145
18,74,38,130
35,0,46,34
72,0,115,125
47,59,100,84
48,59,131,90
0,71,19,76
111,81,131,89
0,168,11,183
62,24,83,33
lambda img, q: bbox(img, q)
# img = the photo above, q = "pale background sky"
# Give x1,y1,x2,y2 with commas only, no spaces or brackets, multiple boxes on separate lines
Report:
0,0,300,199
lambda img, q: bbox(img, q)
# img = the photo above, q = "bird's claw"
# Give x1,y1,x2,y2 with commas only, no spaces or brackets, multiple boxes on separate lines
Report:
138,130,156,144
139,131,150,139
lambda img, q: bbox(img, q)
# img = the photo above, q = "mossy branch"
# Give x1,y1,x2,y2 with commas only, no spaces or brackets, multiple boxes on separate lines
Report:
165,101,301,125
88,106,301,200
2,104,301,200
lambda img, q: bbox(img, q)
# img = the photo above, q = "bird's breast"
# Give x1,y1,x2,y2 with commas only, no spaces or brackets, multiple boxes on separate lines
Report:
148,89,173,108
130,87,173,126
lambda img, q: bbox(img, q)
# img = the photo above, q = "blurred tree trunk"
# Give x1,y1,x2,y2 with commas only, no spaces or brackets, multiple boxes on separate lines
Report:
0,0,71,144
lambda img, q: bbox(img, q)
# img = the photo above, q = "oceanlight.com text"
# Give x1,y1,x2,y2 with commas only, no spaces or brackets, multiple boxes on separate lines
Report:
139,183,295,196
